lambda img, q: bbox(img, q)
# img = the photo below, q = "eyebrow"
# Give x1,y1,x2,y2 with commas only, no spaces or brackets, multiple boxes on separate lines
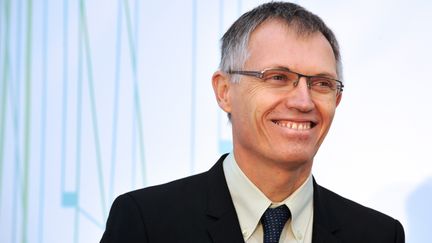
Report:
272,65,338,79
314,72,338,79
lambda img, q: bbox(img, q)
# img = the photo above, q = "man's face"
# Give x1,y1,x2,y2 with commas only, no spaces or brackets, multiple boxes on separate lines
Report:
215,20,341,169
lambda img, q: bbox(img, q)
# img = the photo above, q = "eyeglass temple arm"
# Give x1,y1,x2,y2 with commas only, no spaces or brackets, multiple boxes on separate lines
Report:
228,70,263,78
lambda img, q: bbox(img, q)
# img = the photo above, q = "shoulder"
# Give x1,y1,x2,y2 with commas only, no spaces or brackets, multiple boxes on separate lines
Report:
317,184,394,222
101,171,214,243
123,170,210,208
123,154,229,208
314,183,405,242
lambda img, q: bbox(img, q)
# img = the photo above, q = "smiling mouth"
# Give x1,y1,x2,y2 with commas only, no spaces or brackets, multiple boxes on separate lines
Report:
271,120,316,130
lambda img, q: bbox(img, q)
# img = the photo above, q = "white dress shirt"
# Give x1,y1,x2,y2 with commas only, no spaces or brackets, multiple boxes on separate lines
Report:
223,152,314,243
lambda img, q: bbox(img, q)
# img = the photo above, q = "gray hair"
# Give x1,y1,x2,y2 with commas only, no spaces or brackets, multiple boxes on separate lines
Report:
219,1,343,83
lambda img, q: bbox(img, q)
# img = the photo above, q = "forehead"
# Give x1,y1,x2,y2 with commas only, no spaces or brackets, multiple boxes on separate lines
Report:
246,19,337,77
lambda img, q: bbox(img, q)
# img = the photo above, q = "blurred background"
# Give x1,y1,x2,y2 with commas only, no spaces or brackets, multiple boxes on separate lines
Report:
1,0,431,242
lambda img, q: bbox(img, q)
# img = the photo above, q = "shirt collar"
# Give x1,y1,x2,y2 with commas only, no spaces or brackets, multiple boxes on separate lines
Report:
223,152,314,241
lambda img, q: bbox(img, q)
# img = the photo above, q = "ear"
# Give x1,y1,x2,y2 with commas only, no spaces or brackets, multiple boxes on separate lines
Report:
336,93,342,107
212,70,232,114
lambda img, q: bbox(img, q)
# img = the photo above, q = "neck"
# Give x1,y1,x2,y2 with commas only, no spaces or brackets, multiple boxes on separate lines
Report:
233,149,312,202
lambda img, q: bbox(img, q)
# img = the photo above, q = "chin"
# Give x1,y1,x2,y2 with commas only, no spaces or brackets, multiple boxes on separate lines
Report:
273,144,316,160
272,153,313,168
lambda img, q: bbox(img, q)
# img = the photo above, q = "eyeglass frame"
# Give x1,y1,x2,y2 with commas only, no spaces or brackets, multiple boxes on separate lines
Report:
227,67,344,95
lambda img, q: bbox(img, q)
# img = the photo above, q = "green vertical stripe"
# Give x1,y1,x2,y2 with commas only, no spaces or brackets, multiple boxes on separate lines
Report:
0,0,12,220
22,0,33,242
124,0,146,186
109,0,123,203
124,0,136,68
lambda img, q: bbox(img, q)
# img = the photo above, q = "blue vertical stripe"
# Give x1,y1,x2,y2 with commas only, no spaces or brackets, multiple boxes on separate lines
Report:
134,0,139,47
126,1,137,189
109,0,123,205
2,0,21,242
12,149,20,243
38,0,48,242
124,0,146,187
132,100,137,188
60,0,69,205
74,2,84,241
134,0,144,187
10,0,22,232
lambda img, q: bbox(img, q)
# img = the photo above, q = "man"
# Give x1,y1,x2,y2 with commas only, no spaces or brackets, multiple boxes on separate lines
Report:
101,2,405,243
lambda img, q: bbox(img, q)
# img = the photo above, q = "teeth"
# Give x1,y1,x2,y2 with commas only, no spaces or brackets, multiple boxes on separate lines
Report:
274,121,312,130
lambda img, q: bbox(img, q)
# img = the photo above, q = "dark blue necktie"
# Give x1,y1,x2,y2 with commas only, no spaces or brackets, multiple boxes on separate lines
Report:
261,205,291,243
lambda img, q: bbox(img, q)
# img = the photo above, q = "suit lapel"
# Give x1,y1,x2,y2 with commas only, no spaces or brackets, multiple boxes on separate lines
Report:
312,179,342,243
205,154,244,243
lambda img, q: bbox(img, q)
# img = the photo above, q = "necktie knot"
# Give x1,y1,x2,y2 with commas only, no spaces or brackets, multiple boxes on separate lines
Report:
261,205,291,243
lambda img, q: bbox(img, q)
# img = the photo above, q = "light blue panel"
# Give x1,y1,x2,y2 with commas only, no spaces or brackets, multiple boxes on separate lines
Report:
62,192,78,207
406,178,432,243
219,139,233,154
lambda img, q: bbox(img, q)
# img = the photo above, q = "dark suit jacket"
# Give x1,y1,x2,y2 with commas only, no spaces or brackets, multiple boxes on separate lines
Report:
101,154,405,243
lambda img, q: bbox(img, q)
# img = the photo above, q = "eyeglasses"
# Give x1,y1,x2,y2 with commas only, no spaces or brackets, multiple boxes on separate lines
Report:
228,67,344,97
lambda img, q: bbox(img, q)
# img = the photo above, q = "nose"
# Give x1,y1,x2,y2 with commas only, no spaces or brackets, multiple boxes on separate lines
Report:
285,77,315,112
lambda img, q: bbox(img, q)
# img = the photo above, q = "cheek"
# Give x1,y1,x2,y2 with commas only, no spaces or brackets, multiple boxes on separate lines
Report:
317,101,337,125
233,85,270,116
248,91,282,125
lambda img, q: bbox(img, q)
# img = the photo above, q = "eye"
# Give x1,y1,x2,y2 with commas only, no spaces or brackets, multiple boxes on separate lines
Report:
269,74,288,81
310,78,335,90
262,70,294,84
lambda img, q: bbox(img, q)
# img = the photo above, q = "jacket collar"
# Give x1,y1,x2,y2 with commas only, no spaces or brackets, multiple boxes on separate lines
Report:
205,154,245,243
312,178,342,243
